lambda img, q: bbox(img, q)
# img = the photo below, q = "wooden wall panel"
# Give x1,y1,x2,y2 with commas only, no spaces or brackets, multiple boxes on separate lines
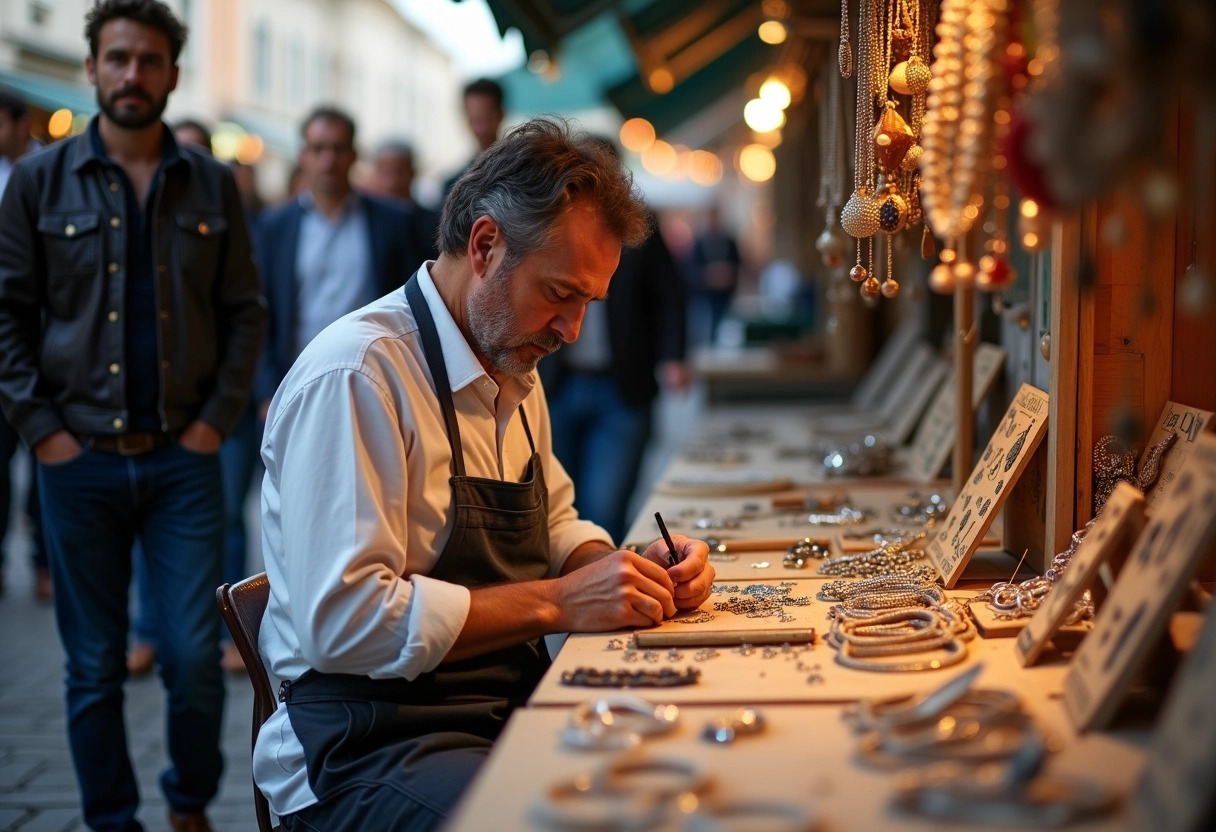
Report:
1171,106,1216,413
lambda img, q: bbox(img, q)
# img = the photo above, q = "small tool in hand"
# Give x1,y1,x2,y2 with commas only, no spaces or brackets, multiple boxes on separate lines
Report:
654,511,679,567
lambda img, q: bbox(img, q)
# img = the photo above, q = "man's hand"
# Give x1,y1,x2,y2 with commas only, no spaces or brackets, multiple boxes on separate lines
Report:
641,533,714,611
34,430,83,465
179,420,222,454
658,360,690,393
555,550,679,632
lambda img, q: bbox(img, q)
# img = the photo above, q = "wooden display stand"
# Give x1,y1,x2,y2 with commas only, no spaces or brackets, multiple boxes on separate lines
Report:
1063,433,1216,731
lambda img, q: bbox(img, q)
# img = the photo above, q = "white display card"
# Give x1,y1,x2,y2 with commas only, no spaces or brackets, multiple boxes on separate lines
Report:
1063,432,1216,731
1015,482,1146,666
906,342,1007,482
925,383,1050,587
1132,601,1216,832
1140,401,1214,507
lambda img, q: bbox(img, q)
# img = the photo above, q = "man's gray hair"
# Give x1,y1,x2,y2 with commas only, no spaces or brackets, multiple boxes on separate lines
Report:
439,117,650,265
375,138,415,163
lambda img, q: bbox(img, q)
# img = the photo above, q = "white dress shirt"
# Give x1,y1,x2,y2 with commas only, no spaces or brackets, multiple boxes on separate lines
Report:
253,263,610,816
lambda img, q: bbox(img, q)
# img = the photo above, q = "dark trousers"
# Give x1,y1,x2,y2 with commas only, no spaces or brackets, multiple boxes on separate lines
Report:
132,406,261,644
281,700,491,832
546,372,652,544
39,443,225,831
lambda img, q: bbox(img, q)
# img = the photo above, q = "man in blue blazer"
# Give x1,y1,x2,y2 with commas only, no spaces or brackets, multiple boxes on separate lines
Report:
254,106,421,412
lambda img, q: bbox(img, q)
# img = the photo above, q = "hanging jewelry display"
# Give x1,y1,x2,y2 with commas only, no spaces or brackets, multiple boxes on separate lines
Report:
841,0,880,284
920,0,1007,294
842,0,935,301
838,0,853,77
817,49,851,275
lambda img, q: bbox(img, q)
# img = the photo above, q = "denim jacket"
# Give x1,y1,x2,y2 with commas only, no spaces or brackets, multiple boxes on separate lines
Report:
0,120,266,448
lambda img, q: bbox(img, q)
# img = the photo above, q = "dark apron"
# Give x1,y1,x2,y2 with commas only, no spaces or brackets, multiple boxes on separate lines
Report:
279,276,552,831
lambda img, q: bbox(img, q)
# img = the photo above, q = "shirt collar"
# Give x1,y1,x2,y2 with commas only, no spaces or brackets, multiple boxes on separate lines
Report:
413,263,536,401
75,116,183,173
298,188,362,219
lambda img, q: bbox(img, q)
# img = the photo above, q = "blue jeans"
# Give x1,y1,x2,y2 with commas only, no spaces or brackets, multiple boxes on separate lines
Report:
133,407,261,644
39,443,225,831
545,372,651,544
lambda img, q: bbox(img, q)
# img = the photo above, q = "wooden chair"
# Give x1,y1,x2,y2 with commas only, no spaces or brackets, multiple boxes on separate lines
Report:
216,572,279,832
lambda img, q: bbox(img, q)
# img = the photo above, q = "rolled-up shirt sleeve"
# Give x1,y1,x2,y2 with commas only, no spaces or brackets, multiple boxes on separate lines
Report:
264,363,469,680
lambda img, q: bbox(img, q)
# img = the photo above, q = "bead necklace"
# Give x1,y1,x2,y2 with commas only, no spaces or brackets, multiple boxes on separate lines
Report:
817,531,929,578
921,0,1008,291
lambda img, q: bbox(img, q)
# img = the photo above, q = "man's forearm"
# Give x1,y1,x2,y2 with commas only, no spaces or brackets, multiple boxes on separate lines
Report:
444,579,564,663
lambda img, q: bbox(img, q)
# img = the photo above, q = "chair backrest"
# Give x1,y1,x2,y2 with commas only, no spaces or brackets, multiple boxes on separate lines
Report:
216,572,278,832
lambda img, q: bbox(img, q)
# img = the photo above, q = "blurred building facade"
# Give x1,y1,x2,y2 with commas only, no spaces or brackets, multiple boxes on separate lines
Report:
0,0,468,202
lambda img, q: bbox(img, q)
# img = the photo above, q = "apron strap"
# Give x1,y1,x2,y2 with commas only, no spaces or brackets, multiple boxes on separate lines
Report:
405,275,467,477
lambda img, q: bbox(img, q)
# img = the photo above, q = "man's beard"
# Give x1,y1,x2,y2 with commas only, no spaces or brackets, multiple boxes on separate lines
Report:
466,264,562,377
98,85,169,130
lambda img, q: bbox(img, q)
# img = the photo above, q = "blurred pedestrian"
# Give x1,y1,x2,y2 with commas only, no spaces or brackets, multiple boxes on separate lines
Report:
0,87,50,601
172,118,210,153
0,2,265,830
538,139,689,543
253,107,417,418
372,138,439,260
230,159,264,219
689,205,742,346
443,77,504,196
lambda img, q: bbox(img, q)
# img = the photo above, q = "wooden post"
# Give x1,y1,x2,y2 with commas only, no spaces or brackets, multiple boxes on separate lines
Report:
1046,215,1083,557
953,281,975,496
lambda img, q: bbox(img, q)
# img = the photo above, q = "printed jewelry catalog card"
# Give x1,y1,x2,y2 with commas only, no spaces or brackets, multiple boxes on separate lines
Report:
1064,431,1216,732
906,342,1008,482
925,383,1050,587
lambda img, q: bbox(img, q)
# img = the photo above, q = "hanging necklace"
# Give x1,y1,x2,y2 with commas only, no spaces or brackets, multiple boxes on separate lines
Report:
817,50,850,273
842,0,881,286
839,0,854,77
921,0,1007,293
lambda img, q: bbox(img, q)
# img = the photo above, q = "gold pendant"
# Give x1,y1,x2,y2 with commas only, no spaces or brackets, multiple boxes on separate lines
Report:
841,188,881,239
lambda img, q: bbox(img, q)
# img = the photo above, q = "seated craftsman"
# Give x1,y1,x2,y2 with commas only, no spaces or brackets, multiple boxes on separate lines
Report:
254,118,716,832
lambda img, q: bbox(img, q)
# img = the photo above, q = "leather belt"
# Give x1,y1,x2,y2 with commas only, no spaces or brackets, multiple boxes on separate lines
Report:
80,431,174,456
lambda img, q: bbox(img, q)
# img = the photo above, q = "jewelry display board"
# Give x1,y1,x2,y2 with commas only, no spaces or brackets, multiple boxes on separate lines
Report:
447,701,1143,832
529,586,1069,707
925,384,1051,587
810,345,940,441
851,320,923,409
629,485,1005,583
906,343,1008,482
1132,601,1216,832
653,470,796,497
1140,401,1213,506
1014,483,1146,666
1063,432,1216,732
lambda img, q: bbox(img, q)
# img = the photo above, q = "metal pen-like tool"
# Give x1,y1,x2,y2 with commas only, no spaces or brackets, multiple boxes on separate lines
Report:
654,511,679,566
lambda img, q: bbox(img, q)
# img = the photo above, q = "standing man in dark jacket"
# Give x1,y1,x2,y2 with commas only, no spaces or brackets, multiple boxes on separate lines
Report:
253,106,417,409
0,2,265,830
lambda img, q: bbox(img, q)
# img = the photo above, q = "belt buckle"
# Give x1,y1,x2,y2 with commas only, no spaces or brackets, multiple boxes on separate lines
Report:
116,432,155,455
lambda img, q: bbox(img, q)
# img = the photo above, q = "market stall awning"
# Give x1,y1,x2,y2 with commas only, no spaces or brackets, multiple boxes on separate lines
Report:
0,70,96,115
469,0,784,138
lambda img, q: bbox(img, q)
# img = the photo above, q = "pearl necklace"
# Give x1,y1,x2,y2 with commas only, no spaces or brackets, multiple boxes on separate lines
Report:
920,0,1007,287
